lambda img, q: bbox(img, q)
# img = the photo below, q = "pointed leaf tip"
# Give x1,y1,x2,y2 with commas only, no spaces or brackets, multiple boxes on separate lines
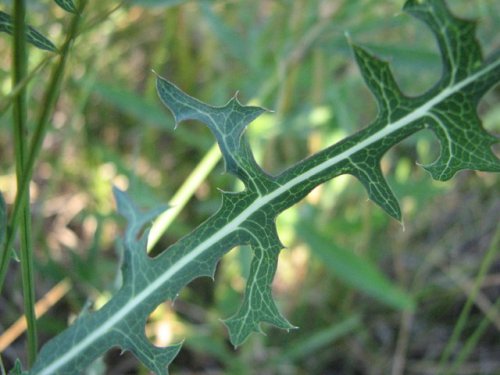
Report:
25,1,500,373
0,11,57,52
223,312,296,348
122,332,182,375
8,359,27,375
113,187,168,243
344,30,352,44
352,44,405,119
54,0,78,14
348,159,401,221
222,225,295,347
404,0,482,84
156,75,269,183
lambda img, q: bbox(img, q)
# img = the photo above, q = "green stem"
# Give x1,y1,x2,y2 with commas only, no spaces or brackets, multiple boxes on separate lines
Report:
0,1,87,294
0,55,54,117
12,0,37,365
447,297,500,375
439,227,500,374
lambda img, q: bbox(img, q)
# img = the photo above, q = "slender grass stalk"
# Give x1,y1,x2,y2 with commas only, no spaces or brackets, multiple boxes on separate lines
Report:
438,227,500,373
270,315,361,366
0,0,88,294
0,55,54,117
12,0,37,365
0,278,72,352
446,298,500,375
148,143,221,251
78,1,126,37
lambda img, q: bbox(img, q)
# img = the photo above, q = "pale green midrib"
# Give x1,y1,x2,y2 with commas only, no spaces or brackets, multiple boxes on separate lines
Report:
36,59,499,375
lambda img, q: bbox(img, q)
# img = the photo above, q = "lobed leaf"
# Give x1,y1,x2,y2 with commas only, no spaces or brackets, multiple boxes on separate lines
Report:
30,189,182,375
403,0,500,180
221,222,296,347
0,11,57,52
156,78,274,191
26,1,499,374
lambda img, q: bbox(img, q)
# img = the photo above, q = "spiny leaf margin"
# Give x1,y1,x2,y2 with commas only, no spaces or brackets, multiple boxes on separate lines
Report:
27,189,182,375
23,0,500,374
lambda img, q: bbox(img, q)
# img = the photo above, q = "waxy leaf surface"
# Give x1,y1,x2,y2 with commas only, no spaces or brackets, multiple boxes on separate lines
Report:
26,1,499,374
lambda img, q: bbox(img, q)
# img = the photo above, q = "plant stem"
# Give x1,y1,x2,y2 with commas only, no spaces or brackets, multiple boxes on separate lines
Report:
0,1,87,294
439,227,500,374
447,297,500,375
0,55,54,117
12,0,37,365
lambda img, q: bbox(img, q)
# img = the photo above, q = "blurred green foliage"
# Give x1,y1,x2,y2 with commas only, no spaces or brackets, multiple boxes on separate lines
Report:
0,0,499,373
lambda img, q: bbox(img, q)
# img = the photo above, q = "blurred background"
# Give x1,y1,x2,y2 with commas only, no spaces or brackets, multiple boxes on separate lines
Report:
0,0,499,374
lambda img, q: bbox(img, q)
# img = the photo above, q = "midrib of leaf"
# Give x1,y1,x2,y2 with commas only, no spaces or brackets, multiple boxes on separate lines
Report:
34,53,499,375
25,0,500,373
283,60,498,179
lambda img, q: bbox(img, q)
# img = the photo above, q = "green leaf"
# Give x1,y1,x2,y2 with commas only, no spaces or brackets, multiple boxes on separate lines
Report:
156,78,269,185
113,187,168,245
30,189,181,375
403,0,500,180
297,223,414,310
28,0,500,373
54,0,78,14
0,11,57,52
90,81,209,148
8,359,27,375
221,222,296,347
